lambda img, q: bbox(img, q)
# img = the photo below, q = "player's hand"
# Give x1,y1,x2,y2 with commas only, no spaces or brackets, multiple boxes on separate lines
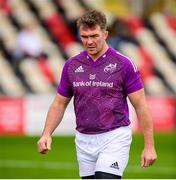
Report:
37,135,52,154
141,146,157,167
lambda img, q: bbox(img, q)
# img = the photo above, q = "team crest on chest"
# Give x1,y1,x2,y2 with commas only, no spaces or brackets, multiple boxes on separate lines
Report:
104,63,117,73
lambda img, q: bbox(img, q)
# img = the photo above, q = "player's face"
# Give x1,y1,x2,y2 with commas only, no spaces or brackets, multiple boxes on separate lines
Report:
79,25,108,59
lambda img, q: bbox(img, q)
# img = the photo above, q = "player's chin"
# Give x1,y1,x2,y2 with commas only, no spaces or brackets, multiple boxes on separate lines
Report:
87,49,97,55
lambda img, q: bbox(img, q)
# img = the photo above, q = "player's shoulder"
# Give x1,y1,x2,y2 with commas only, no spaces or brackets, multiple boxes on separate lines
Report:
110,48,136,69
110,48,131,64
65,50,86,65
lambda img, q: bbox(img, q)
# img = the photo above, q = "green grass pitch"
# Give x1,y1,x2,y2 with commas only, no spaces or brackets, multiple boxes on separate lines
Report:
0,132,175,179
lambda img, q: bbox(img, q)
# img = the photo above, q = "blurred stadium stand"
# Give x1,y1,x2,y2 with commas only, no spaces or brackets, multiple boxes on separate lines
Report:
0,0,175,96
0,0,175,134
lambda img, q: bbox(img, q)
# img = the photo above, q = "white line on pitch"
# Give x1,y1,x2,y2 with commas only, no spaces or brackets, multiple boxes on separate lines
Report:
0,160,77,169
0,160,175,175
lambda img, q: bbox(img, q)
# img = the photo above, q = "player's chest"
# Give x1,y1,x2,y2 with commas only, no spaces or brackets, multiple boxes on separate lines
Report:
68,62,123,92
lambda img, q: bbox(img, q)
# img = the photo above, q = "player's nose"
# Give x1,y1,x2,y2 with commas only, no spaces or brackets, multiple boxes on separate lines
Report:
87,37,93,45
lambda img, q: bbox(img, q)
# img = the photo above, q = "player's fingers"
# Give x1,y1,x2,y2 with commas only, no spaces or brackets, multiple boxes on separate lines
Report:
46,139,52,150
149,160,154,166
144,159,150,167
40,149,48,154
141,156,145,167
142,157,155,167
149,157,157,166
37,141,48,153
37,143,43,153
141,156,149,167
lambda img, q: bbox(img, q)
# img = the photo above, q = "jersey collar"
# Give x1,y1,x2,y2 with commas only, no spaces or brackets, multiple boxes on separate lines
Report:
84,47,112,67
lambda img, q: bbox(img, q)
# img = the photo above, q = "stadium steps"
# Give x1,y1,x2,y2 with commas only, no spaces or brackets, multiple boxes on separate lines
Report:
37,56,57,86
19,58,55,94
0,36,13,64
25,0,73,82
144,15,176,64
0,52,26,96
0,37,35,94
0,11,34,93
54,0,85,21
78,0,92,10
166,15,176,32
29,0,75,48
26,0,68,60
135,29,176,93
6,0,55,90
0,85,6,96
51,0,85,57
81,0,115,25
114,16,170,95
14,0,66,84
119,42,168,95
8,0,65,86
0,11,18,56
126,15,176,94
0,0,175,96
149,13,176,63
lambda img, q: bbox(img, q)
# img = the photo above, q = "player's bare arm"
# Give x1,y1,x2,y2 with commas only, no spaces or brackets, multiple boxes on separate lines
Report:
128,89,157,167
37,93,71,154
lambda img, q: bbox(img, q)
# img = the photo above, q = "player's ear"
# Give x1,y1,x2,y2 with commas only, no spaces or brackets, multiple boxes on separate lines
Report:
104,30,108,39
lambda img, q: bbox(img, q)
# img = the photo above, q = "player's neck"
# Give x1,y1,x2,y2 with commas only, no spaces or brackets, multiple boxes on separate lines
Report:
89,44,109,61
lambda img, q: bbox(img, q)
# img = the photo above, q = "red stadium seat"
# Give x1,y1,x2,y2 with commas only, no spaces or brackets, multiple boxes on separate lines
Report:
45,12,75,49
38,57,56,84
138,46,154,80
0,0,11,15
126,16,144,35
166,15,176,32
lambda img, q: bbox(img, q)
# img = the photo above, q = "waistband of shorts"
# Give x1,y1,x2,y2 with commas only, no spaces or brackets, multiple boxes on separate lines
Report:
76,125,131,138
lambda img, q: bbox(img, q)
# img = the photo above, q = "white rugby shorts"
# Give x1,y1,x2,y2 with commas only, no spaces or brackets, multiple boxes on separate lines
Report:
75,126,132,177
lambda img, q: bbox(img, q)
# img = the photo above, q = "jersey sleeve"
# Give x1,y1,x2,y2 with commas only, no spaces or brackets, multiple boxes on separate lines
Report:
123,59,144,94
57,62,73,97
